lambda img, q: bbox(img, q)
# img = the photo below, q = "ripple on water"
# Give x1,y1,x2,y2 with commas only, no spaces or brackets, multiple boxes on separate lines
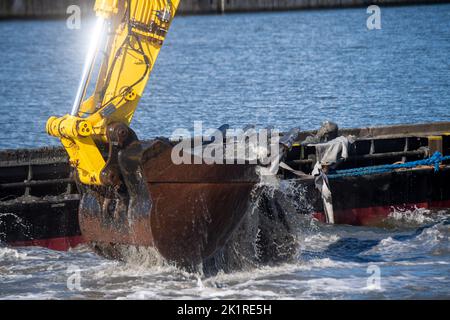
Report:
0,212,448,299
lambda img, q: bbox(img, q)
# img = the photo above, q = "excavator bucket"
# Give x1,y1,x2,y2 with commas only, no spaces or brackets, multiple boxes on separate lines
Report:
78,125,260,268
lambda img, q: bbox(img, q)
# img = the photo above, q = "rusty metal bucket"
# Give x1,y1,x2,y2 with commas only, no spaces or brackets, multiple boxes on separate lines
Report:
78,133,260,268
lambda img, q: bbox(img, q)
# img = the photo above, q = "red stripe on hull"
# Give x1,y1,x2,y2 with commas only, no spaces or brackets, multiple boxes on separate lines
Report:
6,202,450,251
430,200,450,209
313,201,450,226
9,235,85,251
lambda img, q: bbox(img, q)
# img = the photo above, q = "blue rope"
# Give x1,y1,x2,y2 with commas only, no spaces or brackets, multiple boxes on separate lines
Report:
328,152,450,179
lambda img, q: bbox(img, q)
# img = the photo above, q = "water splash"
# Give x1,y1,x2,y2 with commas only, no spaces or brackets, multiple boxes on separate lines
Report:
384,206,445,228
0,212,32,241
202,172,318,275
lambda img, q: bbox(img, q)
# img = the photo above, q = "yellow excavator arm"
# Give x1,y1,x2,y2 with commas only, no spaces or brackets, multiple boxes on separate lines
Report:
46,0,180,185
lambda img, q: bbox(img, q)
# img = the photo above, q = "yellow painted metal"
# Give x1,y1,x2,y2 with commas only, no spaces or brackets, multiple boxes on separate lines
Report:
61,136,105,185
94,0,119,18
46,115,105,184
47,0,180,185
47,115,93,138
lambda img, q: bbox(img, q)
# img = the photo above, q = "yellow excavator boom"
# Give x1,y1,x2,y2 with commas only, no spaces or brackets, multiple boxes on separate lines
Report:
46,0,180,185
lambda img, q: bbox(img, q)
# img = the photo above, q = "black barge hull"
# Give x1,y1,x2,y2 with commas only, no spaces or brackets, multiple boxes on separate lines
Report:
282,167,450,226
0,147,83,250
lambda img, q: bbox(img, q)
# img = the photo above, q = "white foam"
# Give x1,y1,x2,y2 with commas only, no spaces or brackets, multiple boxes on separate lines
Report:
0,247,28,261
387,206,433,224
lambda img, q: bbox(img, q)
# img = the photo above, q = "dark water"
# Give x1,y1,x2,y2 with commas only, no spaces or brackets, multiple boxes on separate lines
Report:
0,5,449,148
0,5,450,299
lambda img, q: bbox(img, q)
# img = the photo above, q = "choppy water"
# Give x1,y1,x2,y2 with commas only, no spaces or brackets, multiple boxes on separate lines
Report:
0,5,450,148
1,5,450,299
0,208,449,299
